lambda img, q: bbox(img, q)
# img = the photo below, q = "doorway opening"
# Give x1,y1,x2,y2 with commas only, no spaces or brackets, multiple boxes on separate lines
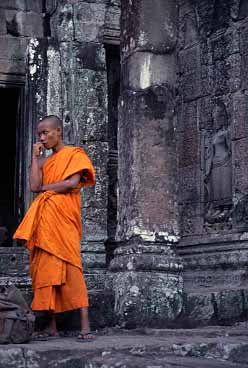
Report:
105,44,120,264
0,86,23,246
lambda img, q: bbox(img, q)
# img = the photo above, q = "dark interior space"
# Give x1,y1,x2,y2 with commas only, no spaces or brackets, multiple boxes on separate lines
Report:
105,44,120,264
0,87,20,246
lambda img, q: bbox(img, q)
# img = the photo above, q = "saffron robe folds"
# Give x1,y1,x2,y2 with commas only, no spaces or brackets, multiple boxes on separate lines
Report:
13,146,96,312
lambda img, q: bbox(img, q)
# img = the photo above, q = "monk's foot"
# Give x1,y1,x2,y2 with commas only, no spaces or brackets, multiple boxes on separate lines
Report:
76,331,96,342
32,330,60,341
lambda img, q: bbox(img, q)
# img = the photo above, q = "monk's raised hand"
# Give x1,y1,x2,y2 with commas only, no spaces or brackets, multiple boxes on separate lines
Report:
33,142,44,158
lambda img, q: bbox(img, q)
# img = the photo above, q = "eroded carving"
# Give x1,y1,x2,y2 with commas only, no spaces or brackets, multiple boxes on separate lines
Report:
204,101,232,224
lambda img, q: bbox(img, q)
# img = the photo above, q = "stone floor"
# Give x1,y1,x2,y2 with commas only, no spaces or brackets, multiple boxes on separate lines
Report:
1,324,248,367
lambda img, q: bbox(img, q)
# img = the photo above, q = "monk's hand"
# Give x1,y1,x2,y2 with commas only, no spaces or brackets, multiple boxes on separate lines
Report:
33,142,44,158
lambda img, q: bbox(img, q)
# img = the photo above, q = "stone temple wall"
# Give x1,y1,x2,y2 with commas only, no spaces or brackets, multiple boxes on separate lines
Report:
177,0,248,325
1,0,248,329
0,0,44,78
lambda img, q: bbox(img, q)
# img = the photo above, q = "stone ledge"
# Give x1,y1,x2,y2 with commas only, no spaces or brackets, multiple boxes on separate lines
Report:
0,327,248,367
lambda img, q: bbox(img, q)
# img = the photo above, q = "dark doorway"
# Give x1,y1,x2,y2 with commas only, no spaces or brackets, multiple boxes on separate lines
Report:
105,44,120,264
0,87,22,246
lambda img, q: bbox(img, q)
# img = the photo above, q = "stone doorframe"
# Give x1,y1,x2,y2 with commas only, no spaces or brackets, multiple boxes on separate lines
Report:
0,75,32,244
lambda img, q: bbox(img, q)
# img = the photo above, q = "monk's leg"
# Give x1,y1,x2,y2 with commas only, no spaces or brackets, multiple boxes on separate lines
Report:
80,307,90,332
48,312,59,336
78,307,95,341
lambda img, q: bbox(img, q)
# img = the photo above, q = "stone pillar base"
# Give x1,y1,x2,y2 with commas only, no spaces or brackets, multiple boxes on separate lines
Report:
109,240,183,328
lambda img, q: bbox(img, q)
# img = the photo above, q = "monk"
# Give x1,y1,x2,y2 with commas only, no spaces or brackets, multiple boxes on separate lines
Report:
13,115,96,342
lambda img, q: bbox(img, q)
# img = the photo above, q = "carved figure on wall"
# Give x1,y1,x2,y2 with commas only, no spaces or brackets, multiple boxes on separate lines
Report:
204,101,232,223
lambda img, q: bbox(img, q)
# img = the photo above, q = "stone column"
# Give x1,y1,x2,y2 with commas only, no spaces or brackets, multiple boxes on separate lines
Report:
109,0,183,327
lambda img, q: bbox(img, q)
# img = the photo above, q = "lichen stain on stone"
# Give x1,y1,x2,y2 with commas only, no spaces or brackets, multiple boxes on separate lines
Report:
129,36,136,50
47,47,61,116
132,225,179,243
130,285,140,296
138,31,146,46
35,93,41,104
140,55,151,90
28,38,39,80
127,261,134,270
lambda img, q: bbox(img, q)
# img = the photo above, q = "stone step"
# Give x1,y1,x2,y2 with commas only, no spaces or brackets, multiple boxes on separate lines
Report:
181,288,248,328
1,327,248,368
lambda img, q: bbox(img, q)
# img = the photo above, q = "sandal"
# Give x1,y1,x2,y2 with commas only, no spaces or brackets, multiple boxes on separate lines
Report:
32,331,60,341
76,331,96,342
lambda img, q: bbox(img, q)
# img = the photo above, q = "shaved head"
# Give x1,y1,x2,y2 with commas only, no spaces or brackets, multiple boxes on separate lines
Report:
39,115,63,129
37,115,64,150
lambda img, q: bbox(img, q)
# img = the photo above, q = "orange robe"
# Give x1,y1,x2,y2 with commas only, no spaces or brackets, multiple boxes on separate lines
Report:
13,146,96,313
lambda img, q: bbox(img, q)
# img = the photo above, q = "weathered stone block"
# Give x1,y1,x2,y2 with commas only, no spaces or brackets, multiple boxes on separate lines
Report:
210,32,239,62
182,292,216,326
179,46,202,101
6,10,43,37
194,1,213,37
111,270,183,328
83,207,108,242
74,3,106,42
233,138,248,195
0,9,7,35
121,0,177,58
0,58,25,74
214,290,243,323
50,3,74,42
117,89,178,241
103,0,120,43
232,92,248,140
239,23,248,56
46,44,63,117
0,248,29,277
76,42,106,71
0,0,25,10
81,142,108,242
59,43,108,143
0,36,28,60
122,52,176,90
179,202,203,237
25,0,42,13
198,96,214,131
178,127,200,170
242,289,248,316
213,53,241,96
178,166,201,203
73,70,108,142
178,11,199,50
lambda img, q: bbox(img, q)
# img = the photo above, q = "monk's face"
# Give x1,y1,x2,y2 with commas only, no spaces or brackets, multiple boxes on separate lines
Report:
37,120,62,149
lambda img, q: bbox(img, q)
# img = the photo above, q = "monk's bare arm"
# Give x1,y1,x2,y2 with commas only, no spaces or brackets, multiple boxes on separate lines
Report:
41,173,81,193
30,143,45,193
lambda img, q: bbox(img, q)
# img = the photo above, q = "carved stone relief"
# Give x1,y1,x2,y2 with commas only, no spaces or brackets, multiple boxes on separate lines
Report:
203,101,232,225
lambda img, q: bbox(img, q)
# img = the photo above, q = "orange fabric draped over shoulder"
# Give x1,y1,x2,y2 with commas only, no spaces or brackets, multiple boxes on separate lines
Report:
13,146,96,312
